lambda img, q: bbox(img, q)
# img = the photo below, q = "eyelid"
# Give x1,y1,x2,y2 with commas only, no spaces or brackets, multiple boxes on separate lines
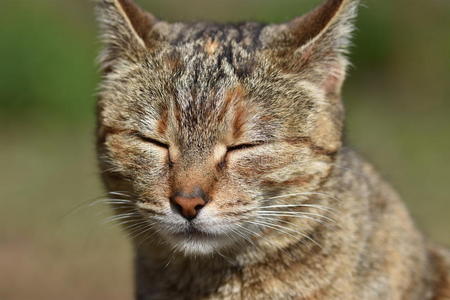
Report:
133,132,169,149
226,142,264,152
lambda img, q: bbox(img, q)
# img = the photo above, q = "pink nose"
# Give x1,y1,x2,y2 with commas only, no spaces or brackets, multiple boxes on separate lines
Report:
171,196,206,220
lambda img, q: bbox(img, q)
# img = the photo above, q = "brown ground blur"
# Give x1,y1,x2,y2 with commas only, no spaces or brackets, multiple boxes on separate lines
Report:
1,0,449,299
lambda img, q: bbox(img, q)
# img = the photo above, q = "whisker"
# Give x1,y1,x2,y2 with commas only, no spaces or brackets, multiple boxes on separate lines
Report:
245,219,297,239
60,194,111,220
235,223,262,238
90,199,134,207
112,218,144,227
107,191,132,197
258,216,323,245
258,203,335,212
122,219,150,232
102,212,140,225
163,247,178,269
136,222,166,248
128,222,157,240
264,192,340,202
230,227,254,247
247,218,321,248
108,205,137,210
257,213,328,225
257,211,336,223
215,249,235,265
234,223,279,248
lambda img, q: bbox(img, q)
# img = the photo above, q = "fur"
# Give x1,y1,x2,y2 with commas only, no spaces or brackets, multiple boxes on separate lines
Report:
95,0,450,299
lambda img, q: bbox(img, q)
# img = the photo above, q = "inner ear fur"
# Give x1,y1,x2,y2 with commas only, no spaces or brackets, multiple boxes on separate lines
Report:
288,0,347,49
268,0,359,95
96,0,157,73
115,0,156,46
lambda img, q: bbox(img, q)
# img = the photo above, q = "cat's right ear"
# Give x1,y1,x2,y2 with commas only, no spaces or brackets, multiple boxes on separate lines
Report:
96,0,157,74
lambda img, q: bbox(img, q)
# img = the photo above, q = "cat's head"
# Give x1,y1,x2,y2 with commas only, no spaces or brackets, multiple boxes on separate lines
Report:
96,0,358,255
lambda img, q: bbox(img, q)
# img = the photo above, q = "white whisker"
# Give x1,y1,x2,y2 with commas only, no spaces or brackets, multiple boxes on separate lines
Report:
257,213,327,224
90,199,133,207
248,218,321,248
128,222,157,240
257,211,336,223
258,203,334,212
102,212,140,224
108,191,132,197
264,192,339,202
230,227,254,247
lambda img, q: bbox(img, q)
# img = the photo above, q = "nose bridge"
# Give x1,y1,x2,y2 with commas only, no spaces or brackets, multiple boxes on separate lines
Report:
173,159,213,195
174,185,207,200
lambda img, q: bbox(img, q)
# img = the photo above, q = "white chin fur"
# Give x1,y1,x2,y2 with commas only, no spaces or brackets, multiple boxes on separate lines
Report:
169,234,232,256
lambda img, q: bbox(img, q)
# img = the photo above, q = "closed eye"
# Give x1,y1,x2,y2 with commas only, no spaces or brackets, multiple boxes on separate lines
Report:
134,132,169,149
226,142,264,153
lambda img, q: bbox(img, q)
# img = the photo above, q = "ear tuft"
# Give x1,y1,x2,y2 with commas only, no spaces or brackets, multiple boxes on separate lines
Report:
96,0,157,73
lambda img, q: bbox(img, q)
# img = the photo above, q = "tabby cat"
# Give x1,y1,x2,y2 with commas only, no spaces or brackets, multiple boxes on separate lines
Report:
95,0,450,299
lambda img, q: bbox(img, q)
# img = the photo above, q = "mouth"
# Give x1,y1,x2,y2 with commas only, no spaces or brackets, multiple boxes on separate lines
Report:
165,224,234,255
172,224,219,241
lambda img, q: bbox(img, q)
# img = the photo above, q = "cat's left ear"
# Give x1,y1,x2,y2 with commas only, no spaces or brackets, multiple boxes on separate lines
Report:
267,0,359,97
96,0,157,73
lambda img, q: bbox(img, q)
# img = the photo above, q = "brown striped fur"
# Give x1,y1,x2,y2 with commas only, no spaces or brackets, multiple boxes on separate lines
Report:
95,0,450,299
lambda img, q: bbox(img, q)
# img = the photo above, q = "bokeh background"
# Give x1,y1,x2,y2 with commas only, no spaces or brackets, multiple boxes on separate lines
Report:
1,0,449,299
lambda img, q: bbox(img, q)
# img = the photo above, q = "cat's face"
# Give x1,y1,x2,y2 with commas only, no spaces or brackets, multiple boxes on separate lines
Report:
96,0,355,255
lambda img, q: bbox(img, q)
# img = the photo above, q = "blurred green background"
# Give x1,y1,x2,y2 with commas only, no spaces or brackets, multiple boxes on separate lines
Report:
1,0,449,299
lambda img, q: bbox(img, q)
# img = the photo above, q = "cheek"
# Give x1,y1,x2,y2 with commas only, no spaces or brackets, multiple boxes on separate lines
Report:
225,147,333,193
207,176,258,215
102,135,170,192
105,136,166,170
227,150,296,180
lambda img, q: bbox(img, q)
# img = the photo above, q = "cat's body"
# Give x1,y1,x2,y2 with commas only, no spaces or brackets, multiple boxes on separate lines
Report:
95,0,450,299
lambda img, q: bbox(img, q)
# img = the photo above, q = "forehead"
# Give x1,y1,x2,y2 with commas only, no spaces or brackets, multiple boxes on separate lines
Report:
162,22,265,55
160,22,265,89
101,22,313,146
144,24,276,138
150,22,267,89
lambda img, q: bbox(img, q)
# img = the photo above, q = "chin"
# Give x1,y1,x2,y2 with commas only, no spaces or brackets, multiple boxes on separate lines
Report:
165,229,236,256
175,238,223,256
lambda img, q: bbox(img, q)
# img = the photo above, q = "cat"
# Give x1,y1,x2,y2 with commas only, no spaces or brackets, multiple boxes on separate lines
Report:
95,0,450,299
